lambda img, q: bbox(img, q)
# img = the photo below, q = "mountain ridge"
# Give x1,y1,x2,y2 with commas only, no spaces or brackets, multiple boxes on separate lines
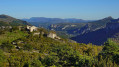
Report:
49,16,114,36
71,18,119,45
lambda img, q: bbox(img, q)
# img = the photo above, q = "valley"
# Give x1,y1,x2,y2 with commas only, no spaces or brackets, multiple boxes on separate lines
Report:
0,15,119,67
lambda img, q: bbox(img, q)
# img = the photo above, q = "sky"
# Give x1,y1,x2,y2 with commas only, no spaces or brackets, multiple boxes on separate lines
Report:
0,0,119,20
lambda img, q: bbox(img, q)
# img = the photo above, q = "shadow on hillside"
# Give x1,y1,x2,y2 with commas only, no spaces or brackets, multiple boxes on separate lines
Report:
71,29,109,45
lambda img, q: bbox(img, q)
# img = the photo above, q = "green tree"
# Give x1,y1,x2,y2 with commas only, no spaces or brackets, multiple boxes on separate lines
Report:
0,49,6,67
0,41,15,52
98,39,119,66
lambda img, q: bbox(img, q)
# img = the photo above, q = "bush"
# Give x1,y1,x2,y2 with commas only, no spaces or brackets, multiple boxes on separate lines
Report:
98,40,119,66
23,44,33,51
0,41,15,51
0,30,5,35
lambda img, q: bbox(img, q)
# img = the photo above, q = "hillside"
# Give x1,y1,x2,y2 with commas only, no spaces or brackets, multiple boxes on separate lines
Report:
0,25,118,67
0,14,30,26
71,18,119,45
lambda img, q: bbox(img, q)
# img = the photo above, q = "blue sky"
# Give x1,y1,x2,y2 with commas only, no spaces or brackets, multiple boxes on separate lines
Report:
0,0,119,20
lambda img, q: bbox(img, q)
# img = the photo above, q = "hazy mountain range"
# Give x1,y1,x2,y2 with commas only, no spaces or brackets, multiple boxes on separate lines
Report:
22,17,93,27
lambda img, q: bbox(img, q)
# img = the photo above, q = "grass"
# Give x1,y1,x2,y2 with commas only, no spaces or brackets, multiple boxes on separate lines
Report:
0,30,28,45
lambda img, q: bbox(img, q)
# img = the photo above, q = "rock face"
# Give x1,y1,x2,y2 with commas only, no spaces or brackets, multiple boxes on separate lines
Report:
27,25,38,32
77,24,91,34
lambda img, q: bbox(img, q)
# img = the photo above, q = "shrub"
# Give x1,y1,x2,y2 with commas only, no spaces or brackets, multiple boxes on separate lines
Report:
23,44,33,51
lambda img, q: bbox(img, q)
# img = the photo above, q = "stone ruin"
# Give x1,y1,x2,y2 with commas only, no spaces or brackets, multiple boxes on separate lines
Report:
27,25,38,32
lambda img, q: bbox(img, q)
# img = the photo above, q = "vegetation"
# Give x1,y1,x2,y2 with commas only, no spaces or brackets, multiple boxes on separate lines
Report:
0,30,28,44
0,26,119,67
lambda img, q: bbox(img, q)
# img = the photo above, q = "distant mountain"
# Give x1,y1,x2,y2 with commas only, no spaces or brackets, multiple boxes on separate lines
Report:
22,17,92,27
0,14,30,26
49,16,114,35
71,18,119,45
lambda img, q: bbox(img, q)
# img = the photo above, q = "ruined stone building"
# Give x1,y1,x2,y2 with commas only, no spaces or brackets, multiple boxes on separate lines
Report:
48,32,57,39
27,25,38,32
48,32,61,39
